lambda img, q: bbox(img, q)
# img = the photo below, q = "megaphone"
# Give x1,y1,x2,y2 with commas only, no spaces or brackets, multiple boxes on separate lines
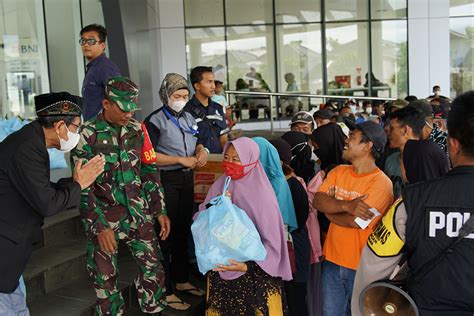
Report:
359,281,419,316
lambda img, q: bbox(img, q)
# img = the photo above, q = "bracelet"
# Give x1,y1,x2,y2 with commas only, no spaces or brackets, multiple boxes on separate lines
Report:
200,147,210,154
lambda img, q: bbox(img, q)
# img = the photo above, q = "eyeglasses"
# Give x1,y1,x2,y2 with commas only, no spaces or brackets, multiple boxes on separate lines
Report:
79,38,102,46
69,122,83,133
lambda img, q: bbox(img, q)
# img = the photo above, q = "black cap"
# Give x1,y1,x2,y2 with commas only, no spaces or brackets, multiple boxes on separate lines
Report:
290,111,315,126
345,119,387,153
314,108,336,120
410,100,432,117
35,92,82,117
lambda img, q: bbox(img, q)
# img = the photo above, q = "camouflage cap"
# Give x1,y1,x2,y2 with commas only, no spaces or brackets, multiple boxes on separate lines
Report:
105,76,141,112
159,73,189,105
35,92,82,116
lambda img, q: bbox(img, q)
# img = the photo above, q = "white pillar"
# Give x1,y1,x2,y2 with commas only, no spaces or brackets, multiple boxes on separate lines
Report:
408,0,450,98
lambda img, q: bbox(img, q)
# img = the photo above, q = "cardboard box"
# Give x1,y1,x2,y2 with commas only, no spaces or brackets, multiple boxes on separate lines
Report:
194,154,224,203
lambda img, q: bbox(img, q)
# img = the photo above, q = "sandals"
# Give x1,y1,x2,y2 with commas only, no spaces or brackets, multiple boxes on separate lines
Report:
176,286,205,297
166,295,191,311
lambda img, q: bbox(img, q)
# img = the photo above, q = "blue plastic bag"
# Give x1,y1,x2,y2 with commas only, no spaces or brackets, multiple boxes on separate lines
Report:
47,148,68,169
191,176,267,275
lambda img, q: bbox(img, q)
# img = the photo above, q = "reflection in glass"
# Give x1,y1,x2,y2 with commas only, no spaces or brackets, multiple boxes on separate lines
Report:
226,25,275,92
325,0,368,21
0,0,49,118
275,0,321,23
325,22,369,96
276,24,322,116
276,24,322,93
226,25,275,121
225,0,273,25
184,0,224,27
371,20,408,98
186,27,226,84
450,17,474,97
371,0,407,19
450,0,474,17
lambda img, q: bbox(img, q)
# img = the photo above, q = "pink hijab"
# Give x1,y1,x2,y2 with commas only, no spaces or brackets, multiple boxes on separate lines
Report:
199,137,292,281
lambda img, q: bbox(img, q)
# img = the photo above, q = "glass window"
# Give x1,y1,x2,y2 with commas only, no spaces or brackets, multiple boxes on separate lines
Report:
225,0,273,25
226,25,275,92
450,17,474,97
226,25,275,121
186,27,227,83
371,0,407,20
275,0,321,23
0,0,49,118
450,0,474,17
184,0,224,27
371,20,408,98
276,24,322,94
325,0,368,21
325,22,369,96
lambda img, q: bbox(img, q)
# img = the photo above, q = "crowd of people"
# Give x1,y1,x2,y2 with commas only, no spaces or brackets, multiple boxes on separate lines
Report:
0,23,473,316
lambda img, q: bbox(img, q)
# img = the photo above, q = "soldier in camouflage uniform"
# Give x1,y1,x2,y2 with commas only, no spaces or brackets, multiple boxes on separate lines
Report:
71,76,170,315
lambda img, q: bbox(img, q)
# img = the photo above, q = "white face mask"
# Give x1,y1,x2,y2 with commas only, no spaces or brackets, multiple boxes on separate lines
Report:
169,99,187,113
365,107,372,114
58,125,80,152
434,90,440,96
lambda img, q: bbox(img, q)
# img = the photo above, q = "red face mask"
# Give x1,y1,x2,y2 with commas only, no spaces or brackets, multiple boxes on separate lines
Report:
222,161,258,180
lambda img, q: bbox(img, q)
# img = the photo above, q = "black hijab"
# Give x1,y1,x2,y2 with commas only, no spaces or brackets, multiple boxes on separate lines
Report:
269,139,292,166
403,140,449,184
281,131,315,183
310,123,346,171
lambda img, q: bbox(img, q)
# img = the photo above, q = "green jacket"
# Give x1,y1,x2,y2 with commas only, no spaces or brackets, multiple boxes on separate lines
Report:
71,113,166,239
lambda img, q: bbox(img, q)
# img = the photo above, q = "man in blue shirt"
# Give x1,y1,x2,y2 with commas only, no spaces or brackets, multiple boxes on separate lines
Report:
80,24,121,121
185,66,228,154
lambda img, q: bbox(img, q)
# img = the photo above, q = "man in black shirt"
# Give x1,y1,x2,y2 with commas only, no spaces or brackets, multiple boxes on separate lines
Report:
185,66,228,154
0,92,104,313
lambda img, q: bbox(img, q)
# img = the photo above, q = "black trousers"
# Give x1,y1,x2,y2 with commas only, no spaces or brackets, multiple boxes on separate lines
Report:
284,280,308,316
158,169,195,295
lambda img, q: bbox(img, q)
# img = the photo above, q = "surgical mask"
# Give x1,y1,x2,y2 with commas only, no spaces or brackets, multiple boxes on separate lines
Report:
58,125,80,152
434,90,440,96
365,107,372,115
222,161,258,180
349,105,357,114
169,99,187,113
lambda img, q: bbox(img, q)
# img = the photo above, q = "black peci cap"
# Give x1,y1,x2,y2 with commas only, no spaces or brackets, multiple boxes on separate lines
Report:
35,92,82,117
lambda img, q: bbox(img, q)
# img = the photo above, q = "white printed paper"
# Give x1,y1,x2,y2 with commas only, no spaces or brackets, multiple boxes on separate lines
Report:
354,208,381,229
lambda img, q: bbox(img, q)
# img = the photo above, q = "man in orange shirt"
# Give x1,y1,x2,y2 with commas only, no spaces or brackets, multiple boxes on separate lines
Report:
314,121,393,316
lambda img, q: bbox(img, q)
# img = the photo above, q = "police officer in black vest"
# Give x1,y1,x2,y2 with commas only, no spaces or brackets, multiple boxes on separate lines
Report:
403,91,474,314
0,92,105,313
353,91,474,315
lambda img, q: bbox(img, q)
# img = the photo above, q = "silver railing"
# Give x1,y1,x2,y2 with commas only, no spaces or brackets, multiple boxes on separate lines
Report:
225,90,396,132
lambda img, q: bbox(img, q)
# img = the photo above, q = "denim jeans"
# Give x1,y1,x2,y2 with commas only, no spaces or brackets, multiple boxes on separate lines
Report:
322,260,356,316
